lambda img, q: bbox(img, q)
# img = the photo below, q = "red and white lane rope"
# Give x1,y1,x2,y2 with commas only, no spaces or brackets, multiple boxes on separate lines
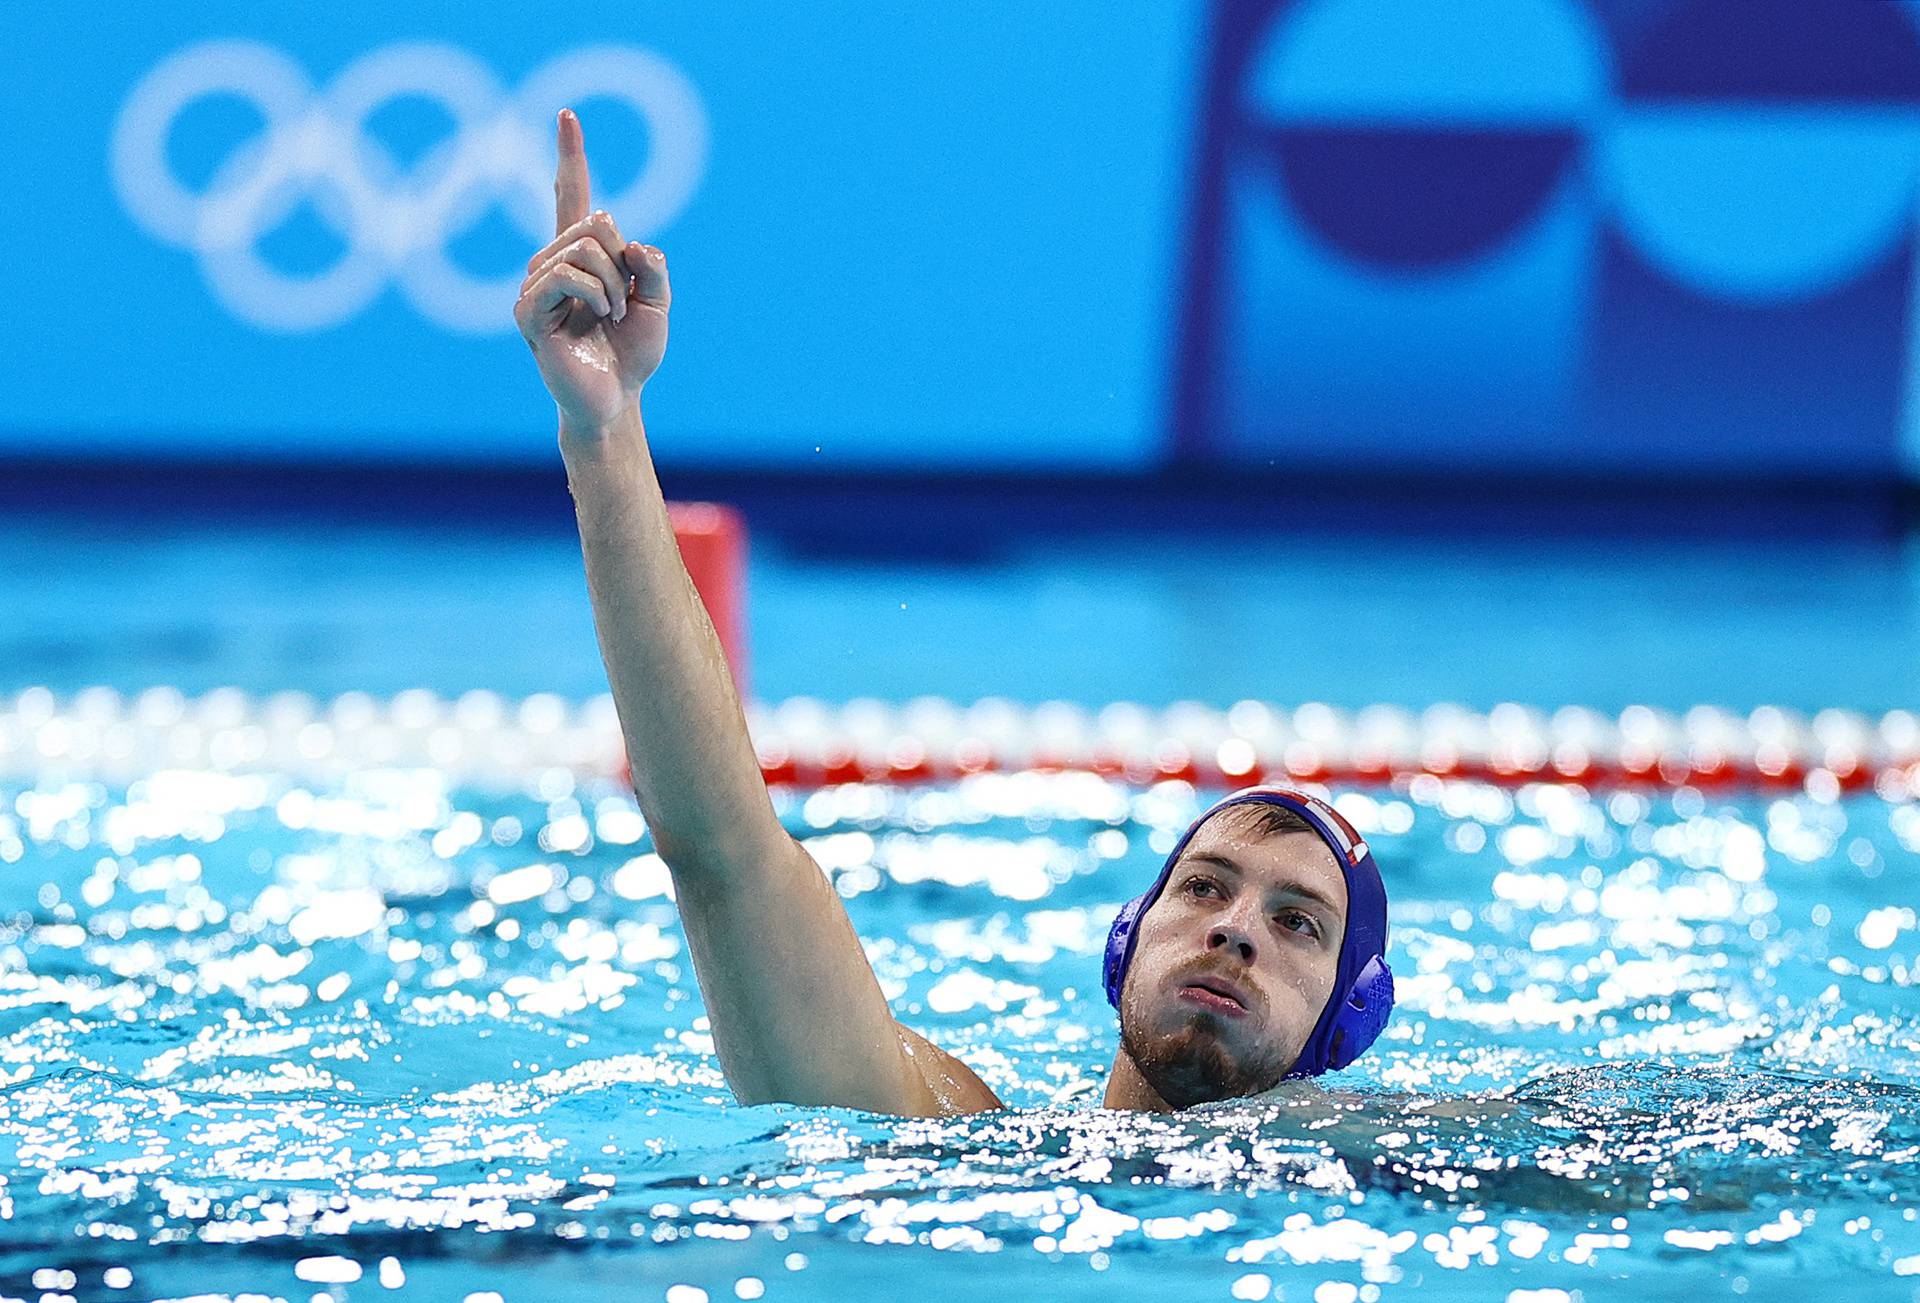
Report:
4,688,1916,796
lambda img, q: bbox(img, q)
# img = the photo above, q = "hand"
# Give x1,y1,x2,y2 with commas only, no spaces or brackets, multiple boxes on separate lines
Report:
514,109,671,435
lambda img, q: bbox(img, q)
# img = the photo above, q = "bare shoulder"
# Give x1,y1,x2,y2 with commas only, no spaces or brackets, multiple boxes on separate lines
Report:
895,1023,1005,1115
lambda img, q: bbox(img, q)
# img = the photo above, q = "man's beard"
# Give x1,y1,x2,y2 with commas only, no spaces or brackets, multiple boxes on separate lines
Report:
1120,1005,1293,1110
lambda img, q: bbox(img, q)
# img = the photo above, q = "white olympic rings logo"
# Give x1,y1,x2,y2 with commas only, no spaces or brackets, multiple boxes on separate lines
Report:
111,40,709,334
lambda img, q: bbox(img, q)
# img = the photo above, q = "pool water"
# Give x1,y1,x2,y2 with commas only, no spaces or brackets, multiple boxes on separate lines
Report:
2,766,1916,1300
5,513,1920,712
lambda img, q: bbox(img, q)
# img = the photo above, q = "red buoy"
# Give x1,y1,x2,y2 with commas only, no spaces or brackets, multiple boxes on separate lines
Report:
667,502,749,700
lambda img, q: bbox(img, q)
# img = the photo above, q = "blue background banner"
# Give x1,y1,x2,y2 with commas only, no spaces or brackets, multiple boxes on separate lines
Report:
0,2,1204,469
1182,0,1920,480
4,0,1920,478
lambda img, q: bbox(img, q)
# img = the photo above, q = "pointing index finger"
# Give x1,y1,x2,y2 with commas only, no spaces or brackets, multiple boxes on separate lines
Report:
555,108,590,236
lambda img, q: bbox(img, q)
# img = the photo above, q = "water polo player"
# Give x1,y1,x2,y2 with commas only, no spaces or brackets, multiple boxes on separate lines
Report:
515,110,1393,1116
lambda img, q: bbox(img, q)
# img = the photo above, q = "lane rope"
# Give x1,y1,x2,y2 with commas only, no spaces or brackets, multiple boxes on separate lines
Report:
4,687,1914,797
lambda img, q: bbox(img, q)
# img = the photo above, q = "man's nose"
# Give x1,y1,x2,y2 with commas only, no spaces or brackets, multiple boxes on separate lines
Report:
1207,903,1259,964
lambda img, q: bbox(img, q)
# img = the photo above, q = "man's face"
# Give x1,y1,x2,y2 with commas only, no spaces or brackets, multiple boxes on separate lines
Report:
1118,806,1349,1108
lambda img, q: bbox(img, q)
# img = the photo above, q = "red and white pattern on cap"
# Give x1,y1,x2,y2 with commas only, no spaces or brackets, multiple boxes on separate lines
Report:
1231,784,1370,865
1309,801,1371,867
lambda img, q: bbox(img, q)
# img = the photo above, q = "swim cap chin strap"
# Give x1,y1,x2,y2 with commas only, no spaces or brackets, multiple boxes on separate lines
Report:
1102,785,1394,1078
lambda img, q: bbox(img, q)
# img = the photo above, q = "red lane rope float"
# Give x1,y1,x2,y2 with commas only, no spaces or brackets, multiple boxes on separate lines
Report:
7,691,1917,798
736,700,1913,797
742,738,1868,794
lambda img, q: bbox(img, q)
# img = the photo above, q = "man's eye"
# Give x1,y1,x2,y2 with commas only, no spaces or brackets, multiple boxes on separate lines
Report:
1184,876,1220,898
1276,910,1321,938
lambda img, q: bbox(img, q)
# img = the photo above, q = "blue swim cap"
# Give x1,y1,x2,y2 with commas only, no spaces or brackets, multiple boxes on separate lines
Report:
1102,785,1394,1078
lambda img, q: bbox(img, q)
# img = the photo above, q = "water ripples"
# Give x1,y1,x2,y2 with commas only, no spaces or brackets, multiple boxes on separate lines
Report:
0,770,1917,1299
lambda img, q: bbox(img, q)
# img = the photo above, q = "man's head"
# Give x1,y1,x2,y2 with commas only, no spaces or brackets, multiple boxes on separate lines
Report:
1102,787,1394,1109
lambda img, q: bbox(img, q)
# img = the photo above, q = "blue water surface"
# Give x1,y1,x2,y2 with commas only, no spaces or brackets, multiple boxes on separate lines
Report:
5,515,1920,1299
1,767,1917,1301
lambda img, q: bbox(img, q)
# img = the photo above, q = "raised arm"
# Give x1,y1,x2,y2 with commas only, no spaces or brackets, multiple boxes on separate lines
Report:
514,110,999,1117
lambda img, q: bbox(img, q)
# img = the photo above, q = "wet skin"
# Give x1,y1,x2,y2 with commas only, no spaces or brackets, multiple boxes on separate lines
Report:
1112,806,1349,1110
517,111,1343,1118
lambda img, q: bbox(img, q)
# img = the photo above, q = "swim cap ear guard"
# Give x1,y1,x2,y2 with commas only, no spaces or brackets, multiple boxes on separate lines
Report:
1102,786,1394,1078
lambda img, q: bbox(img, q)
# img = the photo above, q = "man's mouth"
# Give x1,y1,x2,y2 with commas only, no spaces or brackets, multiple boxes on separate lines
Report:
1178,977,1249,1017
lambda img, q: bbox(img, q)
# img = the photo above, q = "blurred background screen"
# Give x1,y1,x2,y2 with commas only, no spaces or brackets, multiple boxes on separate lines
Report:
7,0,1919,477
0,2,1202,469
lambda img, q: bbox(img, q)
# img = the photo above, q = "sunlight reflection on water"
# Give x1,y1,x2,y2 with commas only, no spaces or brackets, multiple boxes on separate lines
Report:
1,770,1917,1300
